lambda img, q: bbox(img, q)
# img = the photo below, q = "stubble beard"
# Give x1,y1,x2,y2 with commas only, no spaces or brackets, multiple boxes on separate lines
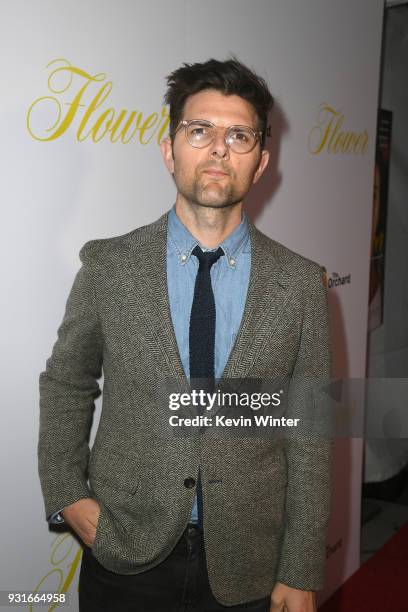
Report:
175,166,244,210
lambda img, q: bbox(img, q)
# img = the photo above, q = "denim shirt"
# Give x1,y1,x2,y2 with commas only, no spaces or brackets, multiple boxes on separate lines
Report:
49,206,251,525
167,205,251,522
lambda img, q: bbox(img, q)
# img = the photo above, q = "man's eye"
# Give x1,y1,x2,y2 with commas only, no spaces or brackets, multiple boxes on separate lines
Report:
232,131,249,142
191,126,209,136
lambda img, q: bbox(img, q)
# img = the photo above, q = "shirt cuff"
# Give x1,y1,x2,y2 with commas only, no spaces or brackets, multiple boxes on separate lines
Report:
48,509,65,524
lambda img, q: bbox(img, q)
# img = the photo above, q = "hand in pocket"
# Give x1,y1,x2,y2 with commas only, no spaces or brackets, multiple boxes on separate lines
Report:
61,498,101,548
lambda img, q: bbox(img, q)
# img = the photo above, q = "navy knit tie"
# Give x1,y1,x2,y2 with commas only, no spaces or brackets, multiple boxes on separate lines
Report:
189,245,224,528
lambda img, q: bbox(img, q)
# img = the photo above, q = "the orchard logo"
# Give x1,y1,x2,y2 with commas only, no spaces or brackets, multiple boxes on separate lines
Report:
326,537,343,559
26,58,169,144
308,103,368,155
323,269,352,289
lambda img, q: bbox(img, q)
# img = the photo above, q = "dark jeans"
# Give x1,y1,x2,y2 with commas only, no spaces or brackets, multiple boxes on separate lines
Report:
79,524,270,611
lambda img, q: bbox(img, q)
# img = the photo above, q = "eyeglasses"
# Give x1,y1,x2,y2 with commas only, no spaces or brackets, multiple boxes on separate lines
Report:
175,119,262,154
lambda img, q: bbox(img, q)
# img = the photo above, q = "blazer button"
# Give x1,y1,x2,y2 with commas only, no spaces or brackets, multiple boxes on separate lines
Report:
184,477,196,489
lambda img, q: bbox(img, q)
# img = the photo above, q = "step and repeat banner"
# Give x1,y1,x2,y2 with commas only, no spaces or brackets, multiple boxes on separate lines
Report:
0,0,384,609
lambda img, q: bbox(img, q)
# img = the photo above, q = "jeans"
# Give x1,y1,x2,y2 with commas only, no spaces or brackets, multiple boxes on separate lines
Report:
78,523,271,611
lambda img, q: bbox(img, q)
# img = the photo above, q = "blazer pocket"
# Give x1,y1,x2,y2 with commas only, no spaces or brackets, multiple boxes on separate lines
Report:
91,474,141,496
91,504,107,554
88,447,141,496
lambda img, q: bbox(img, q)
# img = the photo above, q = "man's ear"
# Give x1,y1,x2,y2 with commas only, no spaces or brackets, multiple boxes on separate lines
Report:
252,149,270,184
160,137,175,174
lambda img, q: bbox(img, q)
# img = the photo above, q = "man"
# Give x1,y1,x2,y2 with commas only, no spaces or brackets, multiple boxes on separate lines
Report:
38,57,333,612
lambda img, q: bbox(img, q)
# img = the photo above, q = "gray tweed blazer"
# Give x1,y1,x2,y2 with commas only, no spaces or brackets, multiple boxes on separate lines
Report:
38,210,333,606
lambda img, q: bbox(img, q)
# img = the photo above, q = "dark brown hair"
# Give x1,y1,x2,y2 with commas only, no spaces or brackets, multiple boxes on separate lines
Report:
163,56,274,149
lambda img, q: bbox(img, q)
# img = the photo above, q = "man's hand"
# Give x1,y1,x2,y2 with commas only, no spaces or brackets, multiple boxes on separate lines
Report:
61,498,101,548
270,582,317,612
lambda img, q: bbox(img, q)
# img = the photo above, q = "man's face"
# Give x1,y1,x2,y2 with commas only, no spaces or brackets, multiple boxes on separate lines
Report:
160,89,270,210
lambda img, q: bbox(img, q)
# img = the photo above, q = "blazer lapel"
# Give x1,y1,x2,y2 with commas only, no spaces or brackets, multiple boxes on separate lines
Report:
122,212,189,390
217,222,293,388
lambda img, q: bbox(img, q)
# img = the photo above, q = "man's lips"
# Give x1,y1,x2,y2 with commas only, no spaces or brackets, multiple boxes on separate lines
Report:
202,169,228,177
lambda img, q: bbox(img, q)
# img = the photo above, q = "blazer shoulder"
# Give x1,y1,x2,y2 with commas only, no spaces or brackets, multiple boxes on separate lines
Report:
79,212,168,265
252,225,325,282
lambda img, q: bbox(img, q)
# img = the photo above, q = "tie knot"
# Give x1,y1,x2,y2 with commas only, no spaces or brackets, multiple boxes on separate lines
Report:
192,245,224,270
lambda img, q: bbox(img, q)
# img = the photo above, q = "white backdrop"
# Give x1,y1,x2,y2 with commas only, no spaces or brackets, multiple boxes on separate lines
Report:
0,1,384,609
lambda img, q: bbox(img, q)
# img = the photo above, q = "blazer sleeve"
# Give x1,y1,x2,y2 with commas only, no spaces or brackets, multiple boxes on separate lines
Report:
275,263,334,591
38,244,103,520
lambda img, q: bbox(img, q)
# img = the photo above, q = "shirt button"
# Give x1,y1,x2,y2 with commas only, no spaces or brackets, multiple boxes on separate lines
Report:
184,477,196,489
229,257,236,266
181,254,187,262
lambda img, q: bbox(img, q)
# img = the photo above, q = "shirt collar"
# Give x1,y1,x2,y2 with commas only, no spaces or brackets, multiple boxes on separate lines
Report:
167,205,249,269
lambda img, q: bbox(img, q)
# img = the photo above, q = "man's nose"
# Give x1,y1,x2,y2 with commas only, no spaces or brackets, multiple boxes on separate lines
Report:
209,128,230,159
